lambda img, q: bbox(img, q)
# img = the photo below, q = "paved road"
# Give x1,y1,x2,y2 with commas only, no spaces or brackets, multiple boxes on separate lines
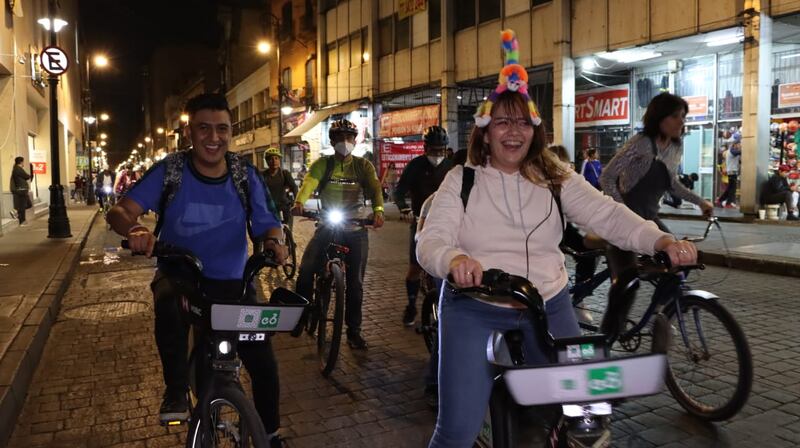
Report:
6,216,799,447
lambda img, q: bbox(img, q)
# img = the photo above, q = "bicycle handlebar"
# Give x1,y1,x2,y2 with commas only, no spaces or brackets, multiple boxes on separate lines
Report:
301,210,374,227
446,269,545,313
637,251,705,277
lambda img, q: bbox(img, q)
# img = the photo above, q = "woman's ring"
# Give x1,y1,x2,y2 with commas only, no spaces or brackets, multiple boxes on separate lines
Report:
679,249,688,254
466,272,472,276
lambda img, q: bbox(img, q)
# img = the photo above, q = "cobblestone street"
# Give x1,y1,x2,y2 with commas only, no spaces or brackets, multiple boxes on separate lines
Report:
6,215,800,447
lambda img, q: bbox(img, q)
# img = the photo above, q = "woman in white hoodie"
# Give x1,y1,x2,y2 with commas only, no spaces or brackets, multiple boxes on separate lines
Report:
416,90,699,447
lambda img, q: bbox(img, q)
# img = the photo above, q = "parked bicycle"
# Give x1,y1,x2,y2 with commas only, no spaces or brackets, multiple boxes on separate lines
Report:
564,217,753,421
123,240,307,447
448,268,669,448
300,209,372,377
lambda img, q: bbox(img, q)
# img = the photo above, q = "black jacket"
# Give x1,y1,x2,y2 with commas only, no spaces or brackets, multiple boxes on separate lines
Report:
10,165,31,193
393,155,453,216
764,175,790,197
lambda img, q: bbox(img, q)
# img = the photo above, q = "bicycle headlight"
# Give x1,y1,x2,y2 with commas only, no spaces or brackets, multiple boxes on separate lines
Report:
327,209,344,225
103,186,112,194
217,340,232,355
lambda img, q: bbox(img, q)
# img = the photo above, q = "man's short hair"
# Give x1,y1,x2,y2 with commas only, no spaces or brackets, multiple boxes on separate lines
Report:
587,148,597,158
14,156,24,165
184,93,232,120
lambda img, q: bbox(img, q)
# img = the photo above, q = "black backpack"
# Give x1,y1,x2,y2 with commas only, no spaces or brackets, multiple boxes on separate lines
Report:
460,166,565,231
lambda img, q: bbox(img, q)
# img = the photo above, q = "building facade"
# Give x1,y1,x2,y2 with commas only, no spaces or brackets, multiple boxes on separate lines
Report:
0,0,84,235
308,0,800,216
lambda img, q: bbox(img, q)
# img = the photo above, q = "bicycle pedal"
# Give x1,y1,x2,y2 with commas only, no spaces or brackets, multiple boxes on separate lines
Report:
160,418,187,427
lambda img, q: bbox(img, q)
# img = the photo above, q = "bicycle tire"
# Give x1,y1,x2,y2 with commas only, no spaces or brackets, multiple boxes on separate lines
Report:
665,296,753,421
282,227,297,279
420,289,438,354
305,275,324,336
185,384,268,448
487,382,517,448
317,263,345,377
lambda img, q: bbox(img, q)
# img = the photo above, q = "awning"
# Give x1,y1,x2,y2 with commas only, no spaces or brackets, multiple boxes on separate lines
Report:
282,102,362,143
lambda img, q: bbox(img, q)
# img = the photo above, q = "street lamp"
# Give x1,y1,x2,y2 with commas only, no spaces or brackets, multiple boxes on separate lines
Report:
99,112,110,121
99,133,107,140
82,54,110,206
38,0,71,238
94,54,108,68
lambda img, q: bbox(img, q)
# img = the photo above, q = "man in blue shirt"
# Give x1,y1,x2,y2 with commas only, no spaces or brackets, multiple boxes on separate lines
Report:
107,93,287,446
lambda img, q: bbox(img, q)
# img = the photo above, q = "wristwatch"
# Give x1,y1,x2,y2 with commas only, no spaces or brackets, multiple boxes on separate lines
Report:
264,237,285,246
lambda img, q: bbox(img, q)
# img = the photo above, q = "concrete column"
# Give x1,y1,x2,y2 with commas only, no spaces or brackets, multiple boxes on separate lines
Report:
317,0,327,106
551,0,575,159
440,0,459,149
740,6,772,215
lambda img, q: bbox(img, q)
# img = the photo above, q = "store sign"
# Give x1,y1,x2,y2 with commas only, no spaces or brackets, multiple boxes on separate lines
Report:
575,86,629,128
778,82,800,109
685,96,709,117
398,0,426,19
379,141,424,177
31,162,47,174
379,104,439,138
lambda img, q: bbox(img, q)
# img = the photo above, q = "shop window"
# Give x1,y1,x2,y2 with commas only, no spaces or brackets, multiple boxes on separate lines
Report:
676,56,714,123
395,14,410,51
282,67,292,92
429,0,441,40
361,28,369,62
231,106,240,124
455,0,476,31
350,31,362,68
379,17,393,57
305,60,314,97
632,66,670,127
479,0,500,23
338,38,349,72
718,52,743,121
260,89,270,111
327,42,337,75
772,49,800,115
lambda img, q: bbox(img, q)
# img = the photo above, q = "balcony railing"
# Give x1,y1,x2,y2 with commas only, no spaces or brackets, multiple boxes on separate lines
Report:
232,110,272,137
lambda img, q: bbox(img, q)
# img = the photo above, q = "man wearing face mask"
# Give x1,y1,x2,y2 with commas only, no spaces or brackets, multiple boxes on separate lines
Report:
393,125,452,326
291,119,384,349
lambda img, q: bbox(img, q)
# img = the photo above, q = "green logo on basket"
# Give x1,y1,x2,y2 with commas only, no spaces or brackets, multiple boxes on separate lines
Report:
561,379,577,391
258,310,281,329
587,366,622,395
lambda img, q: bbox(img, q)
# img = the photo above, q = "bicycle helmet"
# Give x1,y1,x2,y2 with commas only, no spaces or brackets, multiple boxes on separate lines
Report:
423,126,449,146
265,146,282,158
328,119,358,141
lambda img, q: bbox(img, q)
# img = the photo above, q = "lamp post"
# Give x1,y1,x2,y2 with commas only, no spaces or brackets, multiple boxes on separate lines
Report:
83,55,108,206
39,0,71,238
258,12,288,152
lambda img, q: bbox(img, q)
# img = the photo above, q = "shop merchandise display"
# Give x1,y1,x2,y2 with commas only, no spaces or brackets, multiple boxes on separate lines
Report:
770,121,800,181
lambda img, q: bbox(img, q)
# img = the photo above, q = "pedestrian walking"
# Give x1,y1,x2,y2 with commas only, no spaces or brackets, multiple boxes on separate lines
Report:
9,156,32,226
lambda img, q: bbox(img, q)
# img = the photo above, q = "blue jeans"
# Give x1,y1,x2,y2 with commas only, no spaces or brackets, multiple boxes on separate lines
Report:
428,286,580,448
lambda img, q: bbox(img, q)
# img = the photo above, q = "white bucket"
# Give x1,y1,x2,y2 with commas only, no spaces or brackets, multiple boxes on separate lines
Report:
766,204,780,220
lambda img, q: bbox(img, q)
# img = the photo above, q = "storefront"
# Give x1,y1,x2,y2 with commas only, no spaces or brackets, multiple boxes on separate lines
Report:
768,18,800,184
376,103,440,178
574,84,631,167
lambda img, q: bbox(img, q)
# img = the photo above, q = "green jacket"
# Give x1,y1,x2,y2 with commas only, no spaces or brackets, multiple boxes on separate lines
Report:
295,155,384,216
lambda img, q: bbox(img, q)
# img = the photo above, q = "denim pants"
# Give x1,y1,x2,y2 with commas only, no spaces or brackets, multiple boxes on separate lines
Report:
295,226,369,336
428,286,580,448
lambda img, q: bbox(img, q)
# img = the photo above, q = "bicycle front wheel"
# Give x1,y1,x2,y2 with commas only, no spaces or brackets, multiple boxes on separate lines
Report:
665,296,753,421
282,227,297,279
185,384,268,448
317,263,345,377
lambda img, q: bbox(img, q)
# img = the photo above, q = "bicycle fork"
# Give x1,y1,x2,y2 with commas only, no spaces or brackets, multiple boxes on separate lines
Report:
671,294,712,363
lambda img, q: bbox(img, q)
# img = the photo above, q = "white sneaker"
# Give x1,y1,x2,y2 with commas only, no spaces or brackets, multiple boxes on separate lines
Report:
19,222,30,227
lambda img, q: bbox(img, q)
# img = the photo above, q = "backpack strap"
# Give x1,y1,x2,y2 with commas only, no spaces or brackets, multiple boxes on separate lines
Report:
315,156,336,194
460,166,475,209
154,151,188,237
226,151,256,241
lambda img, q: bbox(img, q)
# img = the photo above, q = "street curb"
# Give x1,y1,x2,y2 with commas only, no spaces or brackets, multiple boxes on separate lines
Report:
0,210,98,447
700,250,800,278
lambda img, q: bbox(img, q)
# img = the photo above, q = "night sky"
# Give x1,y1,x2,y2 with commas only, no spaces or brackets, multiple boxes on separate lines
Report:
78,0,220,166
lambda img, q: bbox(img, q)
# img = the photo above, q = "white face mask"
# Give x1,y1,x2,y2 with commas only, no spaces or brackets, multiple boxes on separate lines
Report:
334,141,355,156
427,156,445,166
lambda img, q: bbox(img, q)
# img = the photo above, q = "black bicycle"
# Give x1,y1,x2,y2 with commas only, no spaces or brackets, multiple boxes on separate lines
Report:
448,269,669,448
279,222,297,279
300,209,372,377
123,240,307,447
416,270,440,354
564,217,753,421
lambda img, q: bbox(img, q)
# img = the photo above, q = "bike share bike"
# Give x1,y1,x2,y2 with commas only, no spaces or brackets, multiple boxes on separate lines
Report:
123,240,307,447
295,209,373,377
446,265,671,448
565,217,752,422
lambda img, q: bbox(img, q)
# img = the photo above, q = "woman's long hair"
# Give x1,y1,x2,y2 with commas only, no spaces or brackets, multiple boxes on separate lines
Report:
467,91,571,188
642,92,688,143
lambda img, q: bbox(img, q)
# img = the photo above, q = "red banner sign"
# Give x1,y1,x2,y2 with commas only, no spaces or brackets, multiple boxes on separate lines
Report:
779,83,800,109
685,95,709,117
575,85,630,128
379,105,439,138
379,141,425,178
31,162,47,174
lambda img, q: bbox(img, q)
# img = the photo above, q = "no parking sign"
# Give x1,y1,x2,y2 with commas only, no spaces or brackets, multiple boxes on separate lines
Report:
39,46,69,76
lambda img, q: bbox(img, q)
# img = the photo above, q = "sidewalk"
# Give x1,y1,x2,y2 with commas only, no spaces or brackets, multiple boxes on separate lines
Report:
0,205,97,446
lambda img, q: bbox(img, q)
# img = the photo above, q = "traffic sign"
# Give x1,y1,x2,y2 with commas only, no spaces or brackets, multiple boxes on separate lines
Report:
39,46,69,76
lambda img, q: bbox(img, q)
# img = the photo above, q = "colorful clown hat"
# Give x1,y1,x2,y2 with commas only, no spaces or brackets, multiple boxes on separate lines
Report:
473,29,542,128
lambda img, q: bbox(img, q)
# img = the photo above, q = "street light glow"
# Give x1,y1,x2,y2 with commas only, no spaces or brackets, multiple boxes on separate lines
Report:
132,149,138,154
362,52,370,62
156,127,165,134
257,41,271,54
281,105,293,115
99,141,107,147
83,116,97,124
100,133,107,140
94,55,109,67
100,113,110,121
137,143,143,148
37,18,68,32
180,113,189,123
144,136,151,143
